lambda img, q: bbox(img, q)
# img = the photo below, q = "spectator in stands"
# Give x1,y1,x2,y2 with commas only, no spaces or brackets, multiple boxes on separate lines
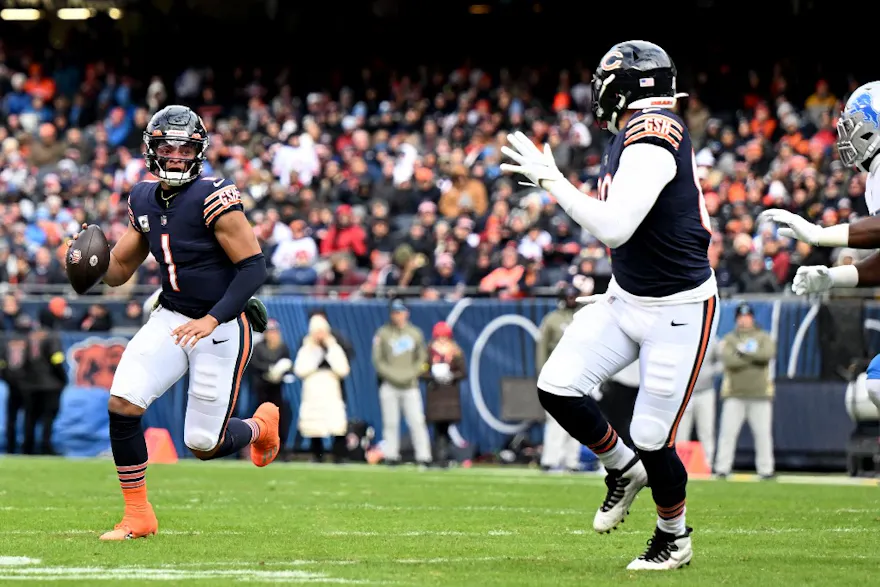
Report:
1,294,23,331
79,303,113,332
737,253,781,294
479,245,525,299
0,43,871,300
715,303,777,480
114,299,146,331
38,297,76,330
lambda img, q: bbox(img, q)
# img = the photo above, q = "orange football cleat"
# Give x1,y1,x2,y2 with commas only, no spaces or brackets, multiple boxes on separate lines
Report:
99,502,158,541
249,402,280,467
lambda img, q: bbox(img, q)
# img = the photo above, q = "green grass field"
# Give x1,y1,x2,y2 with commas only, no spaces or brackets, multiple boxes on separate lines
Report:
1,458,879,586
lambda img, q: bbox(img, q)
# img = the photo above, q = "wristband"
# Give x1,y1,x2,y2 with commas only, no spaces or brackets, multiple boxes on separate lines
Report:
828,264,859,288
816,224,850,248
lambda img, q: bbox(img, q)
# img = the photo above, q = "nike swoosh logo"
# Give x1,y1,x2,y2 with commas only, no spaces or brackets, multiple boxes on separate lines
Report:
670,321,687,327
213,179,224,187
212,338,229,344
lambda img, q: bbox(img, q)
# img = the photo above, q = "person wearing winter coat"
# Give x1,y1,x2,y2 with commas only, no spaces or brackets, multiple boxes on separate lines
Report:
293,314,351,463
421,321,467,467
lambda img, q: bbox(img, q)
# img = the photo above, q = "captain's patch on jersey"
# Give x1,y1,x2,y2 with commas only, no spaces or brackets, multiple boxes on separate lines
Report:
623,115,683,150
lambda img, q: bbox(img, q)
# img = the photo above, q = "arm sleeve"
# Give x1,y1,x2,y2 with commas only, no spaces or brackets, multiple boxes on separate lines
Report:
543,143,677,248
203,180,245,229
207,253,268,325
128,194,143,234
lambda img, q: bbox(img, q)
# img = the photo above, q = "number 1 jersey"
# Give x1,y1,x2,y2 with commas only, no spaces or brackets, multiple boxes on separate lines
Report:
128,175,245,319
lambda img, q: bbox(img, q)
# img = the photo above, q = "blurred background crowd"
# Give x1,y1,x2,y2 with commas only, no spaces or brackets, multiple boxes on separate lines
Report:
0,1,871,305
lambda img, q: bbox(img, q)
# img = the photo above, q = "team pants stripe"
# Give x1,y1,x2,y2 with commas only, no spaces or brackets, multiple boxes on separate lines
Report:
666,296,717,448
220,312,253,437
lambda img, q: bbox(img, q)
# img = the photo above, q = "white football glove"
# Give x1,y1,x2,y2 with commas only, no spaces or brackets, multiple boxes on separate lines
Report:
500,131,564,188
757,209,822,245
792,265,834,295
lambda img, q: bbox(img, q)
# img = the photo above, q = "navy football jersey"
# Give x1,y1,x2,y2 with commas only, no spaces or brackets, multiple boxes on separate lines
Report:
597,108,711,297
128,175,245,318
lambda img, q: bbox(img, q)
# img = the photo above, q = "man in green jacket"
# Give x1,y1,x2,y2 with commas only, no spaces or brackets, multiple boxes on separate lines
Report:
371,298,432,466
714,302,777,479
538,286,582,472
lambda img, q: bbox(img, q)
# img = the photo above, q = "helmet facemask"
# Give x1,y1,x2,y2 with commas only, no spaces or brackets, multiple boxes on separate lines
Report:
144,135,208,187
837,112,880,172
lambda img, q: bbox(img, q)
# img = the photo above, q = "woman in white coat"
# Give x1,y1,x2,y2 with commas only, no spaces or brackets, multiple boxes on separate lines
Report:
294,314,351,463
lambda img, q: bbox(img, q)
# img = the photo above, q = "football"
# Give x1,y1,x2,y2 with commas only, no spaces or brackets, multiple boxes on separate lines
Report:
65,224,111,295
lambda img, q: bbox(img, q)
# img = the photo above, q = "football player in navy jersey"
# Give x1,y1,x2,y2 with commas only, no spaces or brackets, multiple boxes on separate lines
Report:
502,41,718,570
67,105,278,541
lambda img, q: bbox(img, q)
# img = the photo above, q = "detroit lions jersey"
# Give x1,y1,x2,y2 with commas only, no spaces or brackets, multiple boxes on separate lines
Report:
865,169,880,215
128,175,245,319
597,108,712,298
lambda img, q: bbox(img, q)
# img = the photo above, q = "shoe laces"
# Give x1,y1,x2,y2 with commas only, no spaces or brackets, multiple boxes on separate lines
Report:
600,473,630,512
640,528,677,562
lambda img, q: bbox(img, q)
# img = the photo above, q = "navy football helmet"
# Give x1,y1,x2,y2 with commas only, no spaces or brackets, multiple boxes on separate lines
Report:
591,40,685,134
143,105,209,187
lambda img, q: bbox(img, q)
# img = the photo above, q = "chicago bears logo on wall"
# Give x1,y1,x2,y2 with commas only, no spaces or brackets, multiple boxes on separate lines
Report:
66,337,129,390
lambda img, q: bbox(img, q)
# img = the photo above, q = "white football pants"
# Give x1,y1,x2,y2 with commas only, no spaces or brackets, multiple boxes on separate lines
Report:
537,294,719,451
110,306,253,452
541,413,582,470
676,387,716,469
713,397,774,477
378,382,432,463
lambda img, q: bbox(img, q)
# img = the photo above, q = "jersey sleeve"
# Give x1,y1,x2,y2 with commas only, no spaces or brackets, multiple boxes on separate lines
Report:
203,179,244,229
127,192,144,234
622,112,684,154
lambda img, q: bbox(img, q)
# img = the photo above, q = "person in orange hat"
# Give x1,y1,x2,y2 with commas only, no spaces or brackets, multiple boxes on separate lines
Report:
38,296,76,330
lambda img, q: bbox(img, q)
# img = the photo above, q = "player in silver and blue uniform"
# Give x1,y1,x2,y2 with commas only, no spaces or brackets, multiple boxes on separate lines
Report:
761,81,880,427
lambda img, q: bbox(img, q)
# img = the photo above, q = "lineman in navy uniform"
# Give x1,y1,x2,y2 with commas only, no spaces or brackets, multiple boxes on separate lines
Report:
502,41,718,570
67,105,279,541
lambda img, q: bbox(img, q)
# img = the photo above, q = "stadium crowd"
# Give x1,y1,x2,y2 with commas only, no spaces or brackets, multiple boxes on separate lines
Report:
0,44,868,301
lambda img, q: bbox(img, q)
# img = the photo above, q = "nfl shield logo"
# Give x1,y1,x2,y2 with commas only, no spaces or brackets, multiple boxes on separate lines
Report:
161,215,167,226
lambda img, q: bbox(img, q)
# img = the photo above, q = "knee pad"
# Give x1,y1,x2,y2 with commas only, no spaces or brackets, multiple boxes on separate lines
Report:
184,426,221,452
866,379,880,410
630,414,671,452
189,359,222,402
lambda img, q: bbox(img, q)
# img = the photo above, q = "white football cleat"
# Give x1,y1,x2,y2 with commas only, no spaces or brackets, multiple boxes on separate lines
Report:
626,526,693,570
593,455,648,533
